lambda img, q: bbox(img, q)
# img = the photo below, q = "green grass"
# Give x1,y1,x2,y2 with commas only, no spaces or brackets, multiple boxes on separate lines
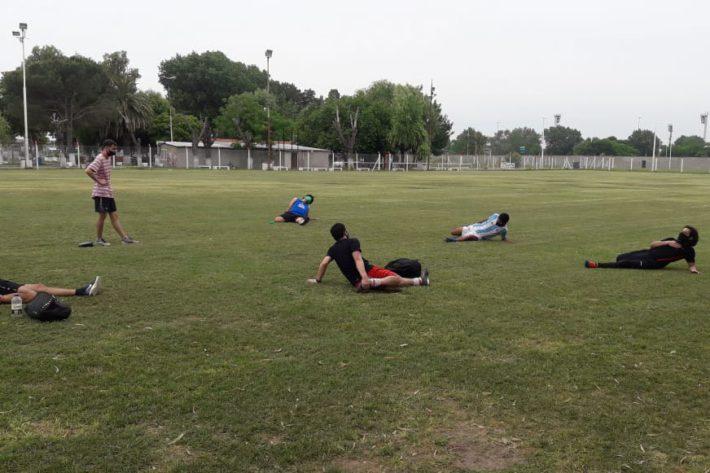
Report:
0,169,708,472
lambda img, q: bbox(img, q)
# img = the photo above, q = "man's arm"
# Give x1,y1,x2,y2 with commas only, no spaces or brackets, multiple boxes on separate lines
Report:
308,256,332,284
0,294,14,304
650,240,681,249
85,163,107,185
352,251,370,289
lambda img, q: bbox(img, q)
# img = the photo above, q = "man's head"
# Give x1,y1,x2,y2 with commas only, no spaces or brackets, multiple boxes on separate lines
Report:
677,225,699,248
303,194,314,205
102,139,117,157
497,213,510,226
330,223,348,241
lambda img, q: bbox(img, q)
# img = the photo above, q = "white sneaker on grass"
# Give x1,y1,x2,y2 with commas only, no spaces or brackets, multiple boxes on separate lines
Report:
95,238,110,246
122,236,139,244
87,276,102,296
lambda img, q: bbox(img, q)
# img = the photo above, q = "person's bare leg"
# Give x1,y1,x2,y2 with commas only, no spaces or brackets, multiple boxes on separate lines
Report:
108,212,128,239
456,234,479,242
371,275,425,288
451,227,463,236
96,213,107,240
20,283,76,298
274,216,285,223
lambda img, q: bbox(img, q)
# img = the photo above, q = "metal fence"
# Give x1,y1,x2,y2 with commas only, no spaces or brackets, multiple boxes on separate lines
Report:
2,143,710,173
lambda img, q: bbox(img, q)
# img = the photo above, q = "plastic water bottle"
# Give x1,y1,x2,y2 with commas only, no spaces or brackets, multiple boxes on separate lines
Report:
10,294,23,318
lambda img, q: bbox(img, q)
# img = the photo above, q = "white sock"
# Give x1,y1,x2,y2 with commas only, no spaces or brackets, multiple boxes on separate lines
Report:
412,277,422,286
370,278,382,288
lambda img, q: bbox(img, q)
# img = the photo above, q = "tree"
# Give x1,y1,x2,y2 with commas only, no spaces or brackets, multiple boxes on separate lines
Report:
102,51,153,151
159,51,264,159
627,129,661,156
0,45,110,149
543,126,582,155
672,135,708,157
333,96,360,168
492,128,541,155
214,91,270,150
424,82,453,165
449,128,488,155
0,113,12,145
388,84,429,159
573,137,639,156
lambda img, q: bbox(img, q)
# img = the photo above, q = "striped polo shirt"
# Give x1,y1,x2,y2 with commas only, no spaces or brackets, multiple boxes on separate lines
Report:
87,154,114,198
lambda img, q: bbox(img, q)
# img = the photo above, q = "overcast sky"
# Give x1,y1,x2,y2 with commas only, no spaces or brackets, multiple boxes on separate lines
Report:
2,0,709,140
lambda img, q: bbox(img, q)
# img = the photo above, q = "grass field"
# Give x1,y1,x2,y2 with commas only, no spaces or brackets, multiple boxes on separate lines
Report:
0,169,708,472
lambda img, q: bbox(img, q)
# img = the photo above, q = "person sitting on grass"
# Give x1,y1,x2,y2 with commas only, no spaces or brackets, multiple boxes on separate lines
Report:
308,223,429,291
445,212,510,242
585,226,699,274
274,194,314,225
0,276,102,304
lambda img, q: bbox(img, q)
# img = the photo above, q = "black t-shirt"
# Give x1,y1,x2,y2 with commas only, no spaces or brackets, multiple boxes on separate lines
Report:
649,238,696,265
327,238,373,285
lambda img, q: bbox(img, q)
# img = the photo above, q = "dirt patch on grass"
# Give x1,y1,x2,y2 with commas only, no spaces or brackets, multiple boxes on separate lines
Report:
441,420,525,471
331,458,388,472
25,419,81,438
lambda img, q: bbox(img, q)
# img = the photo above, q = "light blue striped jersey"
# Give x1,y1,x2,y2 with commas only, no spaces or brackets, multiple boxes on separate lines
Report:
467,213,508,240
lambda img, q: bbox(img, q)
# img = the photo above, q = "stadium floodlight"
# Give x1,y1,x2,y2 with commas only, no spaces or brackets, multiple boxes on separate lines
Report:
12,23,32,169
701,113,708,143
554,114,561,126
667,124,674,168
265,49,273,169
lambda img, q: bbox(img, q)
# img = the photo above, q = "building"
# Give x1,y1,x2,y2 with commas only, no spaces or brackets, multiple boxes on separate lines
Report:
156,140,332,170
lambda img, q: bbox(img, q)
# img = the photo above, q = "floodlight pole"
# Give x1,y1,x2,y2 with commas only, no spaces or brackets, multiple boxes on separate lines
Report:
265,49,273,170
541,117,546,168
701,113,708,143
651,128,657,171
13,23,31,169
667,124,673,169
169,107,174,141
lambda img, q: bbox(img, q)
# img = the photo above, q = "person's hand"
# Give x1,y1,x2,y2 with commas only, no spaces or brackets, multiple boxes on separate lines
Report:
360,278,371,290
307,278,320,285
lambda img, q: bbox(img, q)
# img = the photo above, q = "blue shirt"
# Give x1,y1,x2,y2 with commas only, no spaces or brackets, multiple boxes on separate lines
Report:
288,199,310,217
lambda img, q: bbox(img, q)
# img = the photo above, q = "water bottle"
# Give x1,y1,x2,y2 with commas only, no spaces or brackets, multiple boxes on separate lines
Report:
10,294,23,318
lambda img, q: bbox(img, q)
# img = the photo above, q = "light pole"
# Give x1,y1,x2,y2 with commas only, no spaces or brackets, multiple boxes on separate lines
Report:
12,23,31,169
637,116,641,130
265,49,273,170
541,117,546,168
667,124,673,169
701,113,708,143
163,76,176,141
554,114,561,126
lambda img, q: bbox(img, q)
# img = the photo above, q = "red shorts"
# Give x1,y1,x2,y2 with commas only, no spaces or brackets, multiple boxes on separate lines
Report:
354,265,398,289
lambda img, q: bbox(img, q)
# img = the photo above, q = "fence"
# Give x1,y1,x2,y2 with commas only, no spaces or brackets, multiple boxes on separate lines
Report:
2,143,710,173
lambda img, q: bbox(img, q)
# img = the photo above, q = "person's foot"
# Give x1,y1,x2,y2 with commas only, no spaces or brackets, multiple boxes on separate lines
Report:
122,236,139,244
95,238,110,246
87,276,102,296
584,260,598,269
444,237,458,243
420,268,430,286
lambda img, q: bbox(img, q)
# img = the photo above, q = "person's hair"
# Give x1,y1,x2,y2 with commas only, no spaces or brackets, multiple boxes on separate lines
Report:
498,213,510,225
304,194,314,204
685,225,699,246
102,139,117,148
330,223,346,240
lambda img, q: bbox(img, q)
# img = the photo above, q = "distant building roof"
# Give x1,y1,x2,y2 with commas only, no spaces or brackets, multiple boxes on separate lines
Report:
158,141,330,152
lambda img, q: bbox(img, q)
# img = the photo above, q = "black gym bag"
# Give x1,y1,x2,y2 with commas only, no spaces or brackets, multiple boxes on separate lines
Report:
24,292,72,322
384,258,422,278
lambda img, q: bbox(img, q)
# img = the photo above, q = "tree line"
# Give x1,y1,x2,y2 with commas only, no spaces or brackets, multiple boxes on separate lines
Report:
1,46,708,160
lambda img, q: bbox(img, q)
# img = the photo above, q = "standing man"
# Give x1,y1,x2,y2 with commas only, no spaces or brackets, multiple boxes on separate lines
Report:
445,212,510,242
308,223,430,291
85,139,138,245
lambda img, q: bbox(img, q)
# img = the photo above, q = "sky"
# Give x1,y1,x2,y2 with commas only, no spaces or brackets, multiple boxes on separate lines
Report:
2,0,710,141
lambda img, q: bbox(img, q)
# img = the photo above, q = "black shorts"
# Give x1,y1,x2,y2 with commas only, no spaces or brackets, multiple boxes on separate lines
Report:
0,279,21,296
280,211,309,224
94,196,117,214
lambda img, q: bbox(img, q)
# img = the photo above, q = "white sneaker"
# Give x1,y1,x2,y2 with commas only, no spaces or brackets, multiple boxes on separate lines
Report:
96,238,111,246
87,276,102,296
122,236,139,244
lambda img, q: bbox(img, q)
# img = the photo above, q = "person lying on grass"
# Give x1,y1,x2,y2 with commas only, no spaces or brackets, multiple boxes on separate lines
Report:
274,194,314,225
445,212,510,242
308,223,430,291
0,276,102,304
585,226,699,274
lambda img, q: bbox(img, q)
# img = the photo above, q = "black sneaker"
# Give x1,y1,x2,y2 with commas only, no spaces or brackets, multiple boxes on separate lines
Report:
420,268,430,286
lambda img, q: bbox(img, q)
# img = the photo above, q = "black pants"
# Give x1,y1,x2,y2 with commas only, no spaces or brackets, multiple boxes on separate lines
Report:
598,250,665,269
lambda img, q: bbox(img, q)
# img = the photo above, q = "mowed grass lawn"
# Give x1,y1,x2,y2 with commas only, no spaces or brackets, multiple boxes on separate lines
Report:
0,169,708,472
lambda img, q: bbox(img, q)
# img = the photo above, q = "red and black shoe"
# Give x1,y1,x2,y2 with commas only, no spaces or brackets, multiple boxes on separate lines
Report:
584,260,598,269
